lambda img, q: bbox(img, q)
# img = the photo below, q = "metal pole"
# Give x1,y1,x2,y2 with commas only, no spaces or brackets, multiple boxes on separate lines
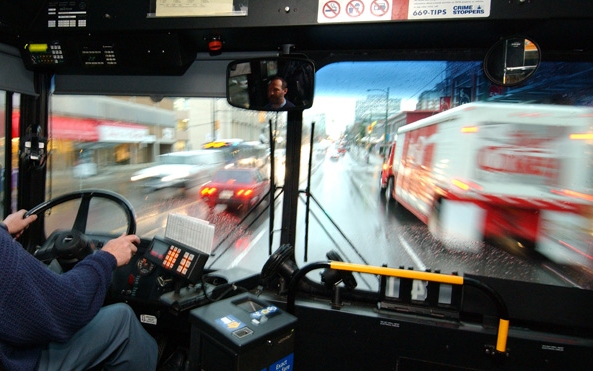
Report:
384,87,389,153
367,88,390,155
280,110,303,250
211,99,216,141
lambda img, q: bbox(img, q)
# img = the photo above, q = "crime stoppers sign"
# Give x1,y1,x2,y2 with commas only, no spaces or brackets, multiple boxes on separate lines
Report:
318,0,490,23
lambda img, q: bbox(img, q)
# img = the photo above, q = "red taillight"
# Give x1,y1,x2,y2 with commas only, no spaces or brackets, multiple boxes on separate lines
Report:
237,189,254,197
201,187,217,196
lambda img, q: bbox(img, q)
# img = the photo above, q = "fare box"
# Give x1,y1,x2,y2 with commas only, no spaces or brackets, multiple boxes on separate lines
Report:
189,293,297,371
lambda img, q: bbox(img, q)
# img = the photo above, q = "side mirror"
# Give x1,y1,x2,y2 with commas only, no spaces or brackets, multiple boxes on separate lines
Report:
227,57,315,111
484,37,540,86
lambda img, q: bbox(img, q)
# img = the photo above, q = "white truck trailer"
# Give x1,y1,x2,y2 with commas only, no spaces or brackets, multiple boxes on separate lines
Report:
392,102,593,265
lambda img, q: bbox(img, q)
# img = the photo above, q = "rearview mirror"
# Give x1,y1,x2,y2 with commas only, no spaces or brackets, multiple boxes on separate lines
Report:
484,37,540,86
226,57,315,111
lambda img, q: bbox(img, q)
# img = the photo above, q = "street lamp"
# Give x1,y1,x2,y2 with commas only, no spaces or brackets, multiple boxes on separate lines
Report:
367,87,390,155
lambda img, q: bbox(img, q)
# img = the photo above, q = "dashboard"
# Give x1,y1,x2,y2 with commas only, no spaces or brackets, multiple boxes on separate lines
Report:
107,234,260,312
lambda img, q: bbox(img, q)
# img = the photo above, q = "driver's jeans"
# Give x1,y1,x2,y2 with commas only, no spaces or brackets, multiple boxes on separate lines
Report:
37,303,158,371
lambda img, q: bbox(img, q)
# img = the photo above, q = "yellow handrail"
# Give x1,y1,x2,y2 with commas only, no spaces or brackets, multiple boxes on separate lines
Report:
329,261,464,285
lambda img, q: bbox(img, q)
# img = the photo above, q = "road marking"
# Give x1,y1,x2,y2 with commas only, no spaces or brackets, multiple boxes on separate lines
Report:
398,234,427,271
542,263,582,288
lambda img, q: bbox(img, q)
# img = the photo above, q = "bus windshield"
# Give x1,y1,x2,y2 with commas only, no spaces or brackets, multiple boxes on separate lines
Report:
3,0,593,367
41,59,593,292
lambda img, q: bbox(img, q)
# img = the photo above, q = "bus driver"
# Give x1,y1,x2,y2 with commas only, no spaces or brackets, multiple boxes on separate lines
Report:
264,76,296,110
0,210,158,371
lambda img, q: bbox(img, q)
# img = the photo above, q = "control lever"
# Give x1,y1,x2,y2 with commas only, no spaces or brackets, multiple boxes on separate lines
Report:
157,276,173,287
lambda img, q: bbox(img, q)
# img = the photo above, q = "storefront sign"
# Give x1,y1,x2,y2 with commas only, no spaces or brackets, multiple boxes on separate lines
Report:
98,122,150,142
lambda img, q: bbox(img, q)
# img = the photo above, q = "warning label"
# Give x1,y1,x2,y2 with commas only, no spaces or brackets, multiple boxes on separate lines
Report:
215,315,245,332
318,0,490,23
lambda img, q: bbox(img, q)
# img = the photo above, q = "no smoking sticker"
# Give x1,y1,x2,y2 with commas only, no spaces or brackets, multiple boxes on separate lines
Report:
322,1,341,18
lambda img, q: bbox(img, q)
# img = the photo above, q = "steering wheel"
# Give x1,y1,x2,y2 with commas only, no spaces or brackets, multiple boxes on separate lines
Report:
24,189,136,270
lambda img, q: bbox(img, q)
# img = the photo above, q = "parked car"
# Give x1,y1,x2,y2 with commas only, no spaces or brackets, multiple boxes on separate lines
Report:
199,168,270,212
131,150,227,192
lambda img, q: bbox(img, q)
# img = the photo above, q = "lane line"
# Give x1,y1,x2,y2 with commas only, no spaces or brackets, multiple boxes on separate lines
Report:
398,234,427,271
542,263,582,288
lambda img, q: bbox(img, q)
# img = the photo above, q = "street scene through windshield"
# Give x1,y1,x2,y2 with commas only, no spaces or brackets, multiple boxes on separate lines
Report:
40,60,593,292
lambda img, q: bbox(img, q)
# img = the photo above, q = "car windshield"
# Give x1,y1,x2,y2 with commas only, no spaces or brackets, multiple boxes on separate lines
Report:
40,59,593,294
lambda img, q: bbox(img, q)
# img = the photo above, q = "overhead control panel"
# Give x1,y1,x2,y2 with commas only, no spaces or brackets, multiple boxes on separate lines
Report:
24,42,65,66
20,33,197,75
23,41,116,68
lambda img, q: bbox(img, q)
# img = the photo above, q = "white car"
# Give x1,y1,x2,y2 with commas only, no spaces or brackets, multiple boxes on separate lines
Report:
131,150,227,192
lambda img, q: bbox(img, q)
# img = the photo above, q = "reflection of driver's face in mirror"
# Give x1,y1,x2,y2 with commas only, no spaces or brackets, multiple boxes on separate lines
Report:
265,76,295,110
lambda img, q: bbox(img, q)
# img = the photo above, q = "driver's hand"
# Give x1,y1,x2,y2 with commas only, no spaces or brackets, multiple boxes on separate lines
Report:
102,234,140,267
2,209,37,238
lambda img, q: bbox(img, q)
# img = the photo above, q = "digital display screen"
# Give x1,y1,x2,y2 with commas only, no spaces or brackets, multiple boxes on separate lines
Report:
148,238,170,261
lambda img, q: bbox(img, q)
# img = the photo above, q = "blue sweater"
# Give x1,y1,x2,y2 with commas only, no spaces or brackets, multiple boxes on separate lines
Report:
0,229,117,371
